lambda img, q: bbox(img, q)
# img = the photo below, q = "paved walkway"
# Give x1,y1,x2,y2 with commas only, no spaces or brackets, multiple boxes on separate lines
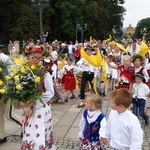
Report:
0,89,150,150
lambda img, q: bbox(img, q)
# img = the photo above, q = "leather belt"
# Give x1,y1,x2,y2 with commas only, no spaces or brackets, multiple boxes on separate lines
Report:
83,71,94,74
119,82,129,85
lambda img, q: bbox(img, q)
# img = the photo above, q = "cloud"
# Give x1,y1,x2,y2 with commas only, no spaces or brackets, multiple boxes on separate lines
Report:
123,0,150,27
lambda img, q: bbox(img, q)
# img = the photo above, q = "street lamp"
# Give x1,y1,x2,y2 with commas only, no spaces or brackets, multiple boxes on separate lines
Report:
77,23,87,43
141,27,147,41
112,28,116,40
31,0,49,42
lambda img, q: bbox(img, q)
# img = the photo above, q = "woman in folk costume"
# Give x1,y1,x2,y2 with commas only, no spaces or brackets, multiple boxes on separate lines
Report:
21,46,55,150
106,55,134,91
42,58,62,103
44,46,64,103
61,57,81,102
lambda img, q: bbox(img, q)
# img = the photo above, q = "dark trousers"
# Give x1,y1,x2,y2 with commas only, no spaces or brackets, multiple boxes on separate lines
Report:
133,98,148,122
80,72,95,100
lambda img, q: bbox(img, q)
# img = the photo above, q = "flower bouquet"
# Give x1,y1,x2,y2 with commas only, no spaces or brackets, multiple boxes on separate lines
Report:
0,63,6,97
2,55,45,116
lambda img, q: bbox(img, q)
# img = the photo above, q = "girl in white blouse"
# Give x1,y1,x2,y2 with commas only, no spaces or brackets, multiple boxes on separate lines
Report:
79,94,106,150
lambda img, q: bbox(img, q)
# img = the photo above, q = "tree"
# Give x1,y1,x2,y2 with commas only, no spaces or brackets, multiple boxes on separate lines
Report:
134,18,150,41
0,0,126,42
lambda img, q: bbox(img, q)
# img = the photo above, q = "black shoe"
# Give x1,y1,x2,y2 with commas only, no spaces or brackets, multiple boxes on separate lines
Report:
0,137,7,144
65,98,68,102
101,92,106,97
145,116,149,125
99,92,102,96
70,95,75,99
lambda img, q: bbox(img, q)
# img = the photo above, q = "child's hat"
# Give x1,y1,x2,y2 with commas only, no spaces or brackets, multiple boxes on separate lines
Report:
133,72,145,82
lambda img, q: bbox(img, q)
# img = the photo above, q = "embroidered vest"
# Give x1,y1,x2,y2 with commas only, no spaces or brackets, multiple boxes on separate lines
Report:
83,109,105,142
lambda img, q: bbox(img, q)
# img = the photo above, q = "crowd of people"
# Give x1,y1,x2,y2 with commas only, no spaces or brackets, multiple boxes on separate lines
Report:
0,37,150,149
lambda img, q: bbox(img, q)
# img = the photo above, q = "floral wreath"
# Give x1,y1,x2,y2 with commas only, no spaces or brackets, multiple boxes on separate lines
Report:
131,54,144,63
24,45,45,55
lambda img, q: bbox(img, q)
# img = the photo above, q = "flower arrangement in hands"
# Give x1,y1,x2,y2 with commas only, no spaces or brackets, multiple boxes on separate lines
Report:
0,63,6,96
3,54,45,116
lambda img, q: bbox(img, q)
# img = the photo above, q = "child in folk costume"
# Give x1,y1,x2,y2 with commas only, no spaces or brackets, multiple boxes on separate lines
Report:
132,54,149,82
57,54,67,82
42,58,63,103
132,72,149,125
106,55,134,91
61,58,81,102
21,46,55,150
132,54,150,110
79,94,106,150
106,55,118,91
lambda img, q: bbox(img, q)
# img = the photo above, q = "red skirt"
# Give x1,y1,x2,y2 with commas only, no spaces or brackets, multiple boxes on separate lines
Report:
62,74,76,90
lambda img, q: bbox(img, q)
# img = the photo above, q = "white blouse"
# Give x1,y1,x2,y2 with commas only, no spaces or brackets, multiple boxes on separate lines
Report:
78,109,106,139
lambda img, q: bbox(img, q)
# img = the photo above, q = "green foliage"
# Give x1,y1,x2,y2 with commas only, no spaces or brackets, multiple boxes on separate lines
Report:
134,18,150,41
0,0,126,42
0,63,6,82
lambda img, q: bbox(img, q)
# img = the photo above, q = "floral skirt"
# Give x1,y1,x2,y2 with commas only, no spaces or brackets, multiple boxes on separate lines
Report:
21,104,55,150
51,83,64,103
79,139,106,150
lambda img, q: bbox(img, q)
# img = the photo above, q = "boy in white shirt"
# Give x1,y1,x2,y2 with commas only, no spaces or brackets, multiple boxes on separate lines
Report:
132,72,149,125
101,88,143,150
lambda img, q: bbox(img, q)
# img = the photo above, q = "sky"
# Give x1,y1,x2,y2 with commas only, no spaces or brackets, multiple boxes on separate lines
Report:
123,0,150,27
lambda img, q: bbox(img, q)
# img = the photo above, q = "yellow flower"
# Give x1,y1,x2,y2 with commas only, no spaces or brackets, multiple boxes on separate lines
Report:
5,75,11,81
35,76,41,83
16,84,22,90
11,68,18,74
0,80,3,85
31,65,36,70
14,75,19,81
0,89,5,94
0,67,2,72
20,67,25,73
38,62,42,66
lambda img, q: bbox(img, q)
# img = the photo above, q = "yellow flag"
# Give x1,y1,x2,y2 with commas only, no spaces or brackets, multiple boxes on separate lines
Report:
101,58,107,83
138,41,149,57
12,54,26,66
90,36,92,46
58,57,66,70
109,41,116,45
93,76,98,94
115,42,128,54
81,47,102,67
105,34,112,43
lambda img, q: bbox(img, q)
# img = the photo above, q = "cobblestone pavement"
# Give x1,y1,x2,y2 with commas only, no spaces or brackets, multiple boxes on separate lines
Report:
1,89,150,150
